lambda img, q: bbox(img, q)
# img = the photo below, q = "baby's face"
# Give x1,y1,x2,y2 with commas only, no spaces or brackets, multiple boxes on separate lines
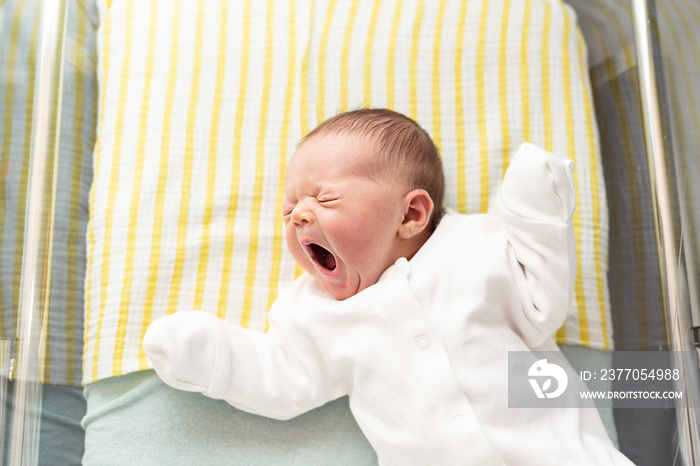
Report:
283,135,407,300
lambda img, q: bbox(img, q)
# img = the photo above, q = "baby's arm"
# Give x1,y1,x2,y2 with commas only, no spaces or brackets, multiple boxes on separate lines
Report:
143,310,329,420
495,142,576,347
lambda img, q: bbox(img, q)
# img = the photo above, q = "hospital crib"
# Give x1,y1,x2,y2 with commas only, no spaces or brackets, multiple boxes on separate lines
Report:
1,0,699,464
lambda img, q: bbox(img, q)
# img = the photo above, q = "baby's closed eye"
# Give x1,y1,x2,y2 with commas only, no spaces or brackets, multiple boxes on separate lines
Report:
316,192,340,204
282,203,295,217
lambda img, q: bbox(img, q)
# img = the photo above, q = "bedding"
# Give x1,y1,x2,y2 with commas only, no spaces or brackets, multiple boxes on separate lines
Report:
84,0,612,385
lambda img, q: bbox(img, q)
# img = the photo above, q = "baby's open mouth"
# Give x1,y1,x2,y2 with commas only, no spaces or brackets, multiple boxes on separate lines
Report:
309,243,337,272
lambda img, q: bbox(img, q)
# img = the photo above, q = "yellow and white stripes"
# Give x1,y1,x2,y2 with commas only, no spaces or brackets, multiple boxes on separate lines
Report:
85,0,309,382
84,0,611,384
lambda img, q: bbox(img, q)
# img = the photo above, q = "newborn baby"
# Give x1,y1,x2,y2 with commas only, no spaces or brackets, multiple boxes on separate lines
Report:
144,109,635,466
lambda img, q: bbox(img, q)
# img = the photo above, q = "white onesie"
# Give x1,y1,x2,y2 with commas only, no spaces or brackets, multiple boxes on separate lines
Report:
143,143,635,466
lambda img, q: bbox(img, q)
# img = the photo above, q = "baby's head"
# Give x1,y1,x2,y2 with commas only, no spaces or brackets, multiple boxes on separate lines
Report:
283,108,445,300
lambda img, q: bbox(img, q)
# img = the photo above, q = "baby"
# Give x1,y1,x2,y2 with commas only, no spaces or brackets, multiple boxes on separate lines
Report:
143,109,634,465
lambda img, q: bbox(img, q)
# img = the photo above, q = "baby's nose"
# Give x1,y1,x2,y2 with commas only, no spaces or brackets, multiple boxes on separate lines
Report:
291,204,313,226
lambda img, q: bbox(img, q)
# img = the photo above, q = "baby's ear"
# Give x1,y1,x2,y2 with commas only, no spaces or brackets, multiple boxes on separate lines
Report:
398,189,434,239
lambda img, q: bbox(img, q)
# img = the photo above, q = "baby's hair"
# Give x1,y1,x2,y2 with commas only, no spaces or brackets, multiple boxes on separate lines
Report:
301,108,446,231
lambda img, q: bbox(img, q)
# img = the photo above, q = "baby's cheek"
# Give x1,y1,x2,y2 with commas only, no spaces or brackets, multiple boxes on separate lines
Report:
335,229,380,268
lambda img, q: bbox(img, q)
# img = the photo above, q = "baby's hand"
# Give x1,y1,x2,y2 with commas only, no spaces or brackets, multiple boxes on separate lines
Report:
143,311,223,393
498,142,576,222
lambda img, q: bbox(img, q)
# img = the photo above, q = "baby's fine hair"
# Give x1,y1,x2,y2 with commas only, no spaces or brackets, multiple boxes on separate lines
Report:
301,108,446,231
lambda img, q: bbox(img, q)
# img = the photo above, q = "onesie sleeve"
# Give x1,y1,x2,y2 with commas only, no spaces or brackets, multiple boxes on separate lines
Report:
494,142,577,347
142,308,332,420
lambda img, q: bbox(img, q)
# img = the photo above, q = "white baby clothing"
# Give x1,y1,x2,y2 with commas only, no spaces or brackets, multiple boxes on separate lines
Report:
143,143,634,466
